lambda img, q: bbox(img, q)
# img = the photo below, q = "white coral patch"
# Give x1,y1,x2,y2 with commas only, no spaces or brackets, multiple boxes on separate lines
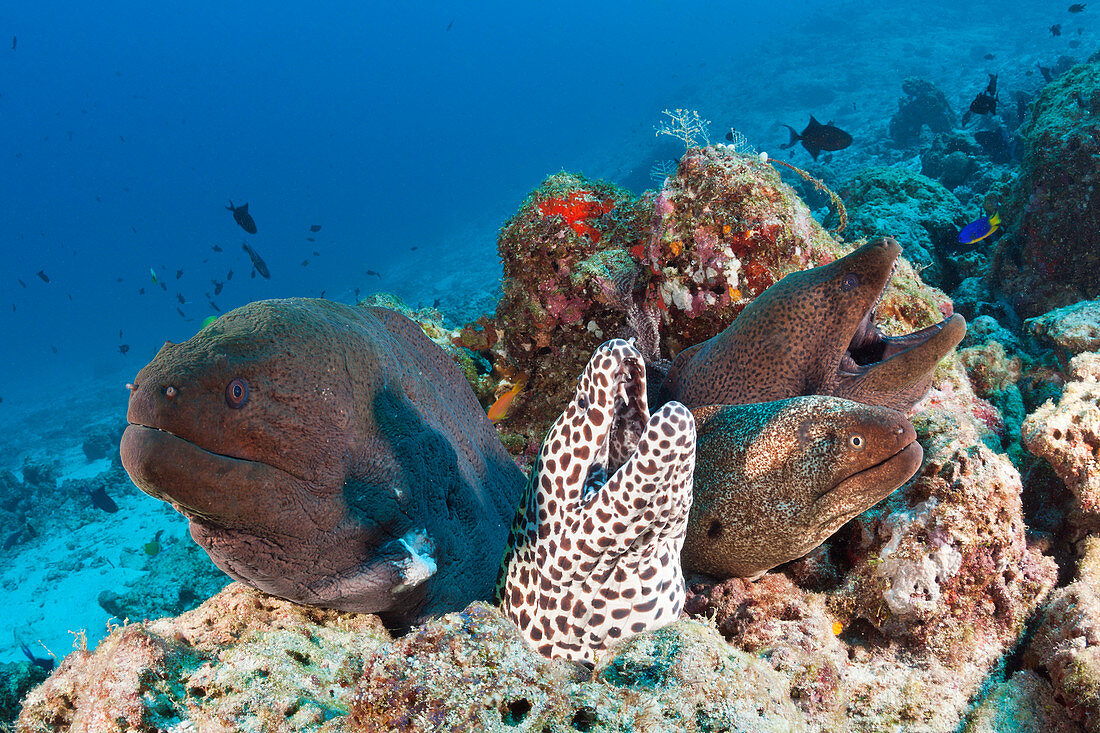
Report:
876,498,963,616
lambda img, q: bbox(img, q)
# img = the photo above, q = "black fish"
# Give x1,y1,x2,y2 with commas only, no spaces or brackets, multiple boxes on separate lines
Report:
139,287,145,295
50,345,58,354
301,259,309,266
212,244,223,252
1069,3,1085,11
780,116,852,160
310,224,322,232
1038,64,1053,82
17,279,26,288
176,306,187,318
175,269,183,279
242,242,271,278
119,344,130,355
313,251,320,257
227,269,234,280
208,299,221,312
212,279,224,295
226,200,257,234
962,74,998,125
159,281,167,291
176,292,186,304
1051,23,1062,35
118,329,123,338
88,486,118,513
16,636,54,672
366,269,381,278
983,53,995,60
446,18,454,31
36,270,49,283
307,237,316,242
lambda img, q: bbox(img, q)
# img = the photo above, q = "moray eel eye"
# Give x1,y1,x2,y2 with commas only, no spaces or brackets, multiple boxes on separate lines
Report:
848,433,865,450
840,273,860,291
577,395,589,410
225,377,249,408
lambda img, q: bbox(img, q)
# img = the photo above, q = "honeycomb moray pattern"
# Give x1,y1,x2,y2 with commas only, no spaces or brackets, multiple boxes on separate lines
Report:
498,339,696,662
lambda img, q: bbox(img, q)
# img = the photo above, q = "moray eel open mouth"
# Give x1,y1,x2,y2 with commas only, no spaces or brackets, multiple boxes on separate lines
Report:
583,343,650,493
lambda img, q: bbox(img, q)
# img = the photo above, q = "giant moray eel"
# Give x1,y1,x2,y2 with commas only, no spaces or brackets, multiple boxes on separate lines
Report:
683,396,922,579
498,340,696,662
656,237,966,413
120,298,526,627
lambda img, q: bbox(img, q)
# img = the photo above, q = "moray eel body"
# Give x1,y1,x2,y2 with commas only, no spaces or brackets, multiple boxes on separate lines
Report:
120,298,525,627
657,238,966,413
498,339,696,662
682,396,922,579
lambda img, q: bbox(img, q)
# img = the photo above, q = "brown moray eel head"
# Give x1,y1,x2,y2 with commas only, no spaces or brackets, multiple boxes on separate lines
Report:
657,237,966,413
681,395,922,579
120,298,525,626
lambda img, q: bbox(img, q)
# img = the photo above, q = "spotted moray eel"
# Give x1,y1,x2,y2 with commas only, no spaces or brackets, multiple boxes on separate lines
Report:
497,339,696,662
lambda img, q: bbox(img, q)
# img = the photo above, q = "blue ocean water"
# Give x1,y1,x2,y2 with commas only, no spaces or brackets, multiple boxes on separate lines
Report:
0,0,1089,668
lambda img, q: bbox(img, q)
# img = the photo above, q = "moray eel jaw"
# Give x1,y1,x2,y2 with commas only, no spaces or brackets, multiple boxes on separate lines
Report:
683,396,921,580
120,423,309,532
835,309,966,413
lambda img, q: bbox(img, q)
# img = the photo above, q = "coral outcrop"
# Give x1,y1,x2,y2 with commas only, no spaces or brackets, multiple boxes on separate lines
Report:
16,583,391,733
1022,535,1100,730
1023,352,1100,519
994,59,1100,317
838,166,966,288
1027,300,1100,359
888,77,957,148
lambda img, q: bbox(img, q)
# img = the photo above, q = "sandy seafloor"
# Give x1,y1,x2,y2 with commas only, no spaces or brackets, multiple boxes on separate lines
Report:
0,0,1091,670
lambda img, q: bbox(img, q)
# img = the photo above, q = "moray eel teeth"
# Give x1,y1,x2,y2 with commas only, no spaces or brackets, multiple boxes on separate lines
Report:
498,339,696,663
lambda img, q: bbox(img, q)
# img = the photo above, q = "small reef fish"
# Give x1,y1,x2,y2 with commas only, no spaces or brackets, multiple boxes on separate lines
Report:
176,306,187,319
780,116,852,160
144,529,164,556
1038,64,1054,82
176,292,186,304
150,267,159,285
176,269,183,279
958,212,1001,244
15,635,54,672
310,224,322,232
300,259,309,266
366,269,381,278
307,237,316,242
226,269,234,280
36,270,49,283
487,373,529,422
119,344,130,355
212,244,223,252
1051,23,1063,35
226,200,258,234
242,242,271,279
963,74,998,125
17,279,26,288
1070,3,1086,11
88,486,119,513
212,279,224,295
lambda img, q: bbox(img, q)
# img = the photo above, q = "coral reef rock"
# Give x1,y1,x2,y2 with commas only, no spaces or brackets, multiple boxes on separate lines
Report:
351,603,807,732
888,77,957,148
1022,535,1100,731
1027,299,1100,358
1023,351,1100,518
839,166,965,288
17,583,392,732
994,59,1100,317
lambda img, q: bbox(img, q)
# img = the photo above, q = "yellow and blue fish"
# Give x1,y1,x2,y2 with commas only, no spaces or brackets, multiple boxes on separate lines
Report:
958,212,1000,244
